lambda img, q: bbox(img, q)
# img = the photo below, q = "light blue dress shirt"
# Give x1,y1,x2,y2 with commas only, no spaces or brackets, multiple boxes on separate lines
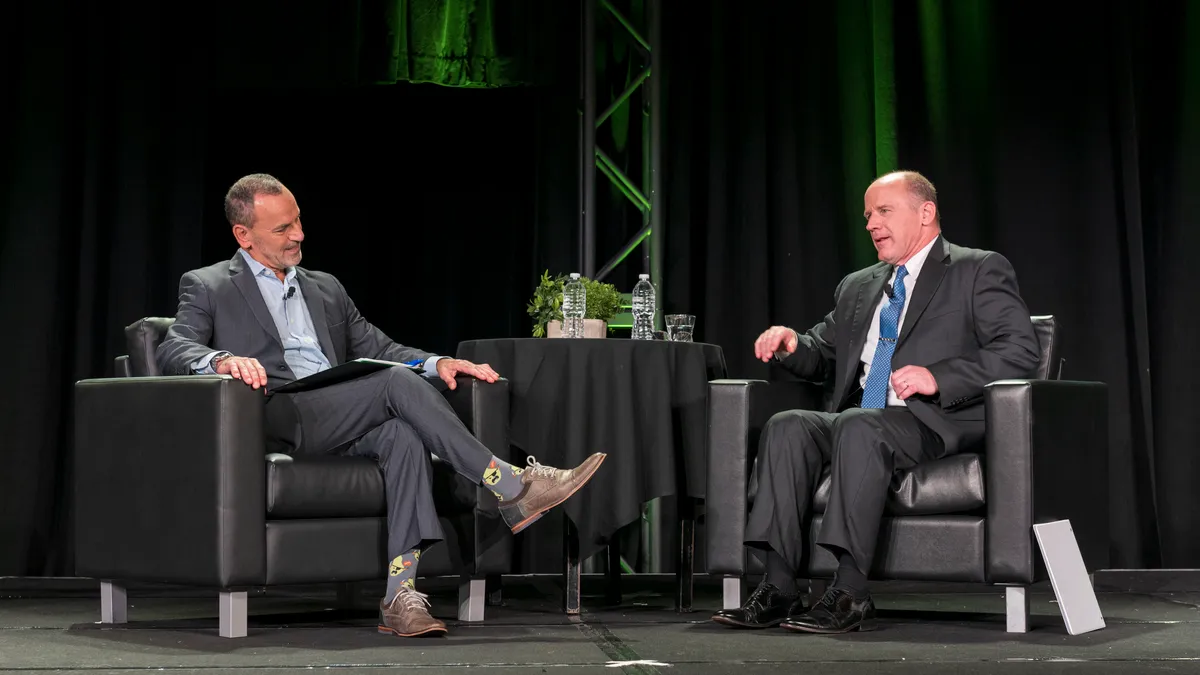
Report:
192,249,443,379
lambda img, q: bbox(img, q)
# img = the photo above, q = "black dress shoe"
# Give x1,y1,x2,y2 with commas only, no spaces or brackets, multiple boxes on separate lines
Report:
782,587,877,634
711,582,807,629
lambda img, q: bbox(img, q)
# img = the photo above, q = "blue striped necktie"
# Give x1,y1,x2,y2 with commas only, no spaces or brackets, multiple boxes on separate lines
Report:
861,265,908,409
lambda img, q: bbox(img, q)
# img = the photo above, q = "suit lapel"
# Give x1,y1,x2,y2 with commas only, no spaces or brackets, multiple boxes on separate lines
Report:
229,252,283,346
295,269,339,366
897,236,951,348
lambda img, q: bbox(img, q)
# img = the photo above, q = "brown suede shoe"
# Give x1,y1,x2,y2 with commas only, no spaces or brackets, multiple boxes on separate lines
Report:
377,587,447,637
498,453,607,534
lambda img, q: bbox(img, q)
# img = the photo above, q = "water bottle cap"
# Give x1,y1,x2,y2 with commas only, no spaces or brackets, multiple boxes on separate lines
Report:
569,273,581,279
639,274,649,279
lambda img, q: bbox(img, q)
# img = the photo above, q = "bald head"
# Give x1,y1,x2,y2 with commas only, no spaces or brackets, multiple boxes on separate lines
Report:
871,171,940,225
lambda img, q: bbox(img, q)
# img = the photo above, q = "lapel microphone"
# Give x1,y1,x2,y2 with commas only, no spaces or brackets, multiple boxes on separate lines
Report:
285,286,296,300
883,283,894,299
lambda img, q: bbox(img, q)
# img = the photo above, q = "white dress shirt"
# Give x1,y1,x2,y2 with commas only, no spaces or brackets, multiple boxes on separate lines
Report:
858,236,939,407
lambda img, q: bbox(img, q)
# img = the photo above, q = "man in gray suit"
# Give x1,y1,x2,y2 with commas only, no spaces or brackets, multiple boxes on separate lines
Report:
157,173,606,638
711,171,1040,634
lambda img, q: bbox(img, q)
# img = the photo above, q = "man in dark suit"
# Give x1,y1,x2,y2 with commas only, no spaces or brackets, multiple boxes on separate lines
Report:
711,171,1040,634
157,173,606,638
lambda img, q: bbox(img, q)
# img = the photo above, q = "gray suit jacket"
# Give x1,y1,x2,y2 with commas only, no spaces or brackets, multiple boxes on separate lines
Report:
156,251,434,391
779,236,1041,453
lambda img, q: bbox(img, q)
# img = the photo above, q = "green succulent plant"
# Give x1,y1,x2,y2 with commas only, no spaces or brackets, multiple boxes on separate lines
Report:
526,270,621,337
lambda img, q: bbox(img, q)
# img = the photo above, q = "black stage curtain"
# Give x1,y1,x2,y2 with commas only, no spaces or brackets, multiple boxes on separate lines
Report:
663,0,1200,568
0,2,212,575
4,0,1199,575
0,1,579,576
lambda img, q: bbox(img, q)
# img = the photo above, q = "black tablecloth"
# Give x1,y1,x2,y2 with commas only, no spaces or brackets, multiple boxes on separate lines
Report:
456,338,727,559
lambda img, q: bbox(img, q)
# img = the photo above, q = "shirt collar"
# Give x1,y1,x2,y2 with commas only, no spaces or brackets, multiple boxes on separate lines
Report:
239,248,295,283
896,235,939,280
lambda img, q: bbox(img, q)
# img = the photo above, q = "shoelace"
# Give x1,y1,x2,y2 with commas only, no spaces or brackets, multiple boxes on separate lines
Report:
388,587,432,613
747,583,773,605
525,456,559,479
817,586,846,607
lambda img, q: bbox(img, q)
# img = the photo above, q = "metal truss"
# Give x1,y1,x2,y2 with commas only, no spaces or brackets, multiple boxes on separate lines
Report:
579,0,663,324
565,0,675,596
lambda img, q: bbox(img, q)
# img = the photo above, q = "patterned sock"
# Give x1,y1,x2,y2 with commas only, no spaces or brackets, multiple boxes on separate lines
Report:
481,455,526,502
386,549,421,601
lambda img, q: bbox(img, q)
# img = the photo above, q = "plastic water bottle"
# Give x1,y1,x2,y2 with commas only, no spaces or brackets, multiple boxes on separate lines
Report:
631,273,656,340
562,273,587,338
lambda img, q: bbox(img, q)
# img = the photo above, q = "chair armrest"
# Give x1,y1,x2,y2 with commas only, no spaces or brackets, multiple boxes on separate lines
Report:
442,376,512,574
443,376,510,458
705,379,824,575
984,379,1109,584
74,376,267,587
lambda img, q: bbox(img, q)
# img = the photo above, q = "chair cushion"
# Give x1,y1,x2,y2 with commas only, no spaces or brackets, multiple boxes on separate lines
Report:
813,453,986,516
267,455,386,518
266,453,480,519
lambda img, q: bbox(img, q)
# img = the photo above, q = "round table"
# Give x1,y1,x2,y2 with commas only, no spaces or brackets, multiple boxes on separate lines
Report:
456,337,727,559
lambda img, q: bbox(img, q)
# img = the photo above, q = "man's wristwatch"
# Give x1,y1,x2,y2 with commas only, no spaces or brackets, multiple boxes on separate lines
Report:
211,352,233,371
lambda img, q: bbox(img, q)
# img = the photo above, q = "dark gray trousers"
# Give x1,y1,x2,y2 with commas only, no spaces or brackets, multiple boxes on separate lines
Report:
744,406,944,575
265,366,494,559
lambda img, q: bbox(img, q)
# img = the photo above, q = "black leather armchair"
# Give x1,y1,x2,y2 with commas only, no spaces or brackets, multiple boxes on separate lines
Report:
74,318,513,637
705,316,1109,631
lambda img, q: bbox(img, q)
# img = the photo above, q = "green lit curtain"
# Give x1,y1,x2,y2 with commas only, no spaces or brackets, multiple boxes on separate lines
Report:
355,0,540,87
836,0,897,267
833,0,998,268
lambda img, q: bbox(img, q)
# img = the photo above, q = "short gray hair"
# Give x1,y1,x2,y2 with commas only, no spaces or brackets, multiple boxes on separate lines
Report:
224,173,285,227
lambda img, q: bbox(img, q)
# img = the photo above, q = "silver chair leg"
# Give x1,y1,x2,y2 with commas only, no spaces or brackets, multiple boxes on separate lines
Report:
722,576,742,610
1006,585,1030,633
458,578,485,622
100,581,127,624
219,591,248,638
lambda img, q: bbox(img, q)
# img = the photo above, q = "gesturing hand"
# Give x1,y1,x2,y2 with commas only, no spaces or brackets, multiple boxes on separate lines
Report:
436,358,501,390
754,326,799,362
215,355,269,392
890,365,938,400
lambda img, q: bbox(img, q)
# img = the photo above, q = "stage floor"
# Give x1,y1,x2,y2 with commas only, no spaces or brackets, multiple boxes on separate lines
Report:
2,576,1199,674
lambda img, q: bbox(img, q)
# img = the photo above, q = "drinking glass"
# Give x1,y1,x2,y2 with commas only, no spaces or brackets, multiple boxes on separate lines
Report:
665,314,696,342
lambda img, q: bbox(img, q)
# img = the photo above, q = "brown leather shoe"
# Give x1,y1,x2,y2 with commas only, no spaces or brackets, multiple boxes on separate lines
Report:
377,587,447,637
498,453,607,534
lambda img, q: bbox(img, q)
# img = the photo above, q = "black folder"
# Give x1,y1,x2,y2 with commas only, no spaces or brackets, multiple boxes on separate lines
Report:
270,358,424,394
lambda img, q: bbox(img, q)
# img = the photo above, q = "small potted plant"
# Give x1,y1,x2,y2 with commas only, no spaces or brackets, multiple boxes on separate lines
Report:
527,270,621,338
